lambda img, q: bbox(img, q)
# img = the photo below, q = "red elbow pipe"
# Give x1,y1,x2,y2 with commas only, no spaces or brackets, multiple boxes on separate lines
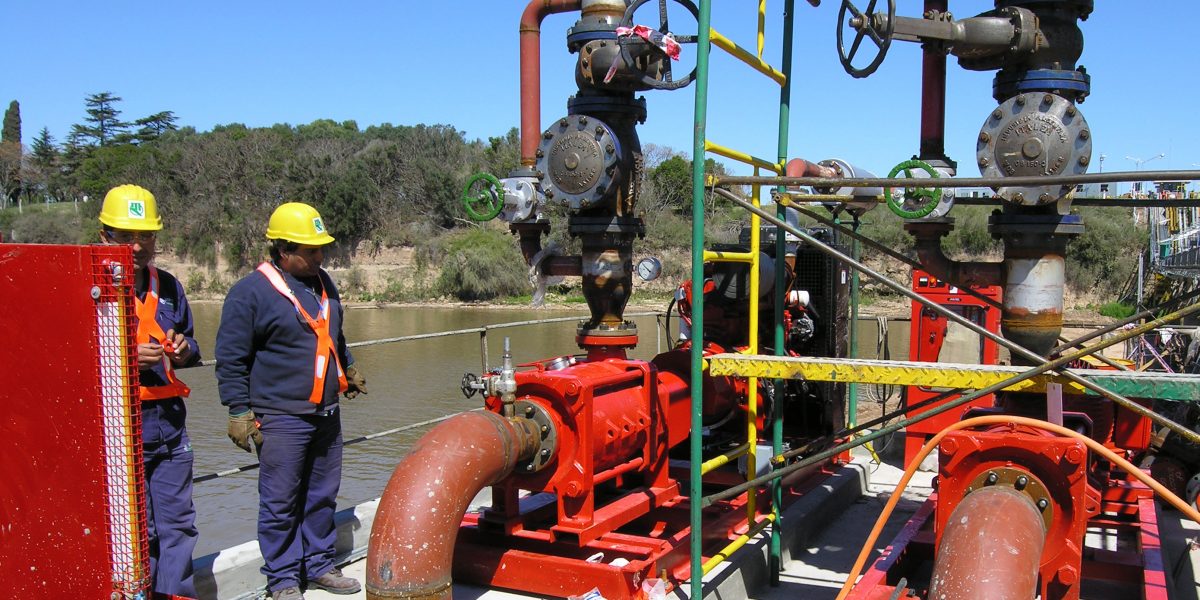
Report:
520,0,583,167
366,411,540,600
929,486,1046,600
785,158,837,180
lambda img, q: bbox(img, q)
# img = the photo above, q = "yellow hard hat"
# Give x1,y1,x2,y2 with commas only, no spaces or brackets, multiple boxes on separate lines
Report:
99,184,163,231
266,202,335,245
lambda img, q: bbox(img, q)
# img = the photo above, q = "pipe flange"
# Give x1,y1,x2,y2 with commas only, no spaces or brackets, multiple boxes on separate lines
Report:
513,400,557,474
567,215,646,237
988,213,1084,238
965,466,1053,531
903,218,955,237
537,115,622,211
993,69,1091,103
976,92,1091,206
567,94,648,123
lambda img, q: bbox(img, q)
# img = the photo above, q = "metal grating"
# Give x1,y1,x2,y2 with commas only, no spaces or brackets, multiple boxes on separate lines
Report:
91,248,150,597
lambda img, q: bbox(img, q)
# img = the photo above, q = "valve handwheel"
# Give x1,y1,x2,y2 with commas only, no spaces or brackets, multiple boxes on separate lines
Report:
619,0,700,91
837,0,895,78
461,172,504,221
461,372,480,399
885,159,941,219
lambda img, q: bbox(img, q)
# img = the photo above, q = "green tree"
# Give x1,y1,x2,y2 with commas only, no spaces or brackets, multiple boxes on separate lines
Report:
650,155,691,210
76,92,129,146
1,100,21,206
28,128,59,202
321,163,378,247
484,127,520,177
30,127,55,166
2,100,20,145
133,111,179,143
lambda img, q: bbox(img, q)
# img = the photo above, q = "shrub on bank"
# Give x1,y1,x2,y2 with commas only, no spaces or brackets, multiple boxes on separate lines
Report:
436,228,528,301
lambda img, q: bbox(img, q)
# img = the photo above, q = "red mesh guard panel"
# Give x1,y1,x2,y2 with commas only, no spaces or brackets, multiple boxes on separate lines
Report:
0,244,149,597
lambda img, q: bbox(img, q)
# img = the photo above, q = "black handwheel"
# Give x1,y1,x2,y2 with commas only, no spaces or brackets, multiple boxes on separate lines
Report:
461,373,480,399
837,0,895,78
619,0,700,91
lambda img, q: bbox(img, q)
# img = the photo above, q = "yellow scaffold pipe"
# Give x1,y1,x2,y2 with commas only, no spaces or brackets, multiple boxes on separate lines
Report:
709,28,787,85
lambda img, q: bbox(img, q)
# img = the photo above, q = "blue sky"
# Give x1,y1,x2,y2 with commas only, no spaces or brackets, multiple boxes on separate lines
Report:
5,1,1198,185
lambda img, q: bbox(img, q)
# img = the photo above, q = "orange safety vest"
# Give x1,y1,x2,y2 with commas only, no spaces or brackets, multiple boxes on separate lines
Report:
256,263,348,404
135,266,192,401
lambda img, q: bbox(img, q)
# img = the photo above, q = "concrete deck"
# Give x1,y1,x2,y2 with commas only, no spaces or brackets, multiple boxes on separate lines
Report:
198,438,1200,600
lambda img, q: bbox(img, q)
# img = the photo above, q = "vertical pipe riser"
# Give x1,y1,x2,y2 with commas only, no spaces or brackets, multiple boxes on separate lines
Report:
1002,254,1066,360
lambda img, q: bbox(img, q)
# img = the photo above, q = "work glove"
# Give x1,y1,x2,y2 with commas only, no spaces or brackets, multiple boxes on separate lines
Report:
228,410,264,453
344,364,368,400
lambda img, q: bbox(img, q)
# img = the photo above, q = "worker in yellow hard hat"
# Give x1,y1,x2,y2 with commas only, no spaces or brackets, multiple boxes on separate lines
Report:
99,184,201,599
214,201,366,599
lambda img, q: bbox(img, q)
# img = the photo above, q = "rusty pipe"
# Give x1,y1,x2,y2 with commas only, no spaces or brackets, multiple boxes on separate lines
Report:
366,411,540,600
520,0,583,167
785,158,838,180
906,220,1003,288
929,486,1046,600
919,0,948,162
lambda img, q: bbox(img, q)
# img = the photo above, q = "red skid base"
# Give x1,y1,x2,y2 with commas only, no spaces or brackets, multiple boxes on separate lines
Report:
850,482,1168,600
453,468,836,599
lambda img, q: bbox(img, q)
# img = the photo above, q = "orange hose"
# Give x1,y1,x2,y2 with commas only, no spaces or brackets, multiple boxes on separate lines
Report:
835,415,1200,600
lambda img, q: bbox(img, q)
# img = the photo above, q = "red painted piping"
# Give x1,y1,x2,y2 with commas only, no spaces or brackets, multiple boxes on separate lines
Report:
520,0,583,167
366,411,539,600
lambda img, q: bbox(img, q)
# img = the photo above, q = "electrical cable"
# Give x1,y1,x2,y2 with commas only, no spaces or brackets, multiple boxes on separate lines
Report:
834,415,1200,600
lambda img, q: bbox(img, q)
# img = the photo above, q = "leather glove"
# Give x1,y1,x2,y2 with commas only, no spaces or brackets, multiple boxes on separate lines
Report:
344,364,368,400
228,410,264,453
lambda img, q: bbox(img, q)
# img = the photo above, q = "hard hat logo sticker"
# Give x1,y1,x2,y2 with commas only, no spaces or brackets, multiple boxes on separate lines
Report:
128,200,146,219
313,217,326,233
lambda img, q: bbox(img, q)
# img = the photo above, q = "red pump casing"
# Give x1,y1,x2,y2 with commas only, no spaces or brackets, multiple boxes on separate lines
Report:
482,354,697,545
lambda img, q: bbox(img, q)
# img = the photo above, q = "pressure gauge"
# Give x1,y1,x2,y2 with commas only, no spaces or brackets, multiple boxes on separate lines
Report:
636,257,662,282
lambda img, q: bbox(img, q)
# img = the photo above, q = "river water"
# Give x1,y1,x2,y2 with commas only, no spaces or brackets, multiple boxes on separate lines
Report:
183,303,909,556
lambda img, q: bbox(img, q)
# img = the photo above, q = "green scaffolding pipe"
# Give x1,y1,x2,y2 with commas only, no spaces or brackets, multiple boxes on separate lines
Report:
689,1,714,596
770,0,797,586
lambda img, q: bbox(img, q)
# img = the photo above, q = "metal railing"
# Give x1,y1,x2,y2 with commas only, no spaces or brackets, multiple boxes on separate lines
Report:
191,310,674,484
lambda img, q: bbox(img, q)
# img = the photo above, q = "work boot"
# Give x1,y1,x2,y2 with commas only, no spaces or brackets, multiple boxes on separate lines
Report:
307,568,361,595
271,587,304,600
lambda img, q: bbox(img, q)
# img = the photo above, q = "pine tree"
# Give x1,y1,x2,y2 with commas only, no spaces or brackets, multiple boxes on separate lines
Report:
134,111,179,143
77,92,129,146
30,127,56,168
29,128,59,203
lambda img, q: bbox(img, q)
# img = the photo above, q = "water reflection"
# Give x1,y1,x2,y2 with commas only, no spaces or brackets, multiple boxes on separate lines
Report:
185,303,907,556
185,304,668,555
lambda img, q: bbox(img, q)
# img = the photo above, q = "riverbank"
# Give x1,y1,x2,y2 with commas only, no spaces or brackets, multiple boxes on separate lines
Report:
152,246,1118,324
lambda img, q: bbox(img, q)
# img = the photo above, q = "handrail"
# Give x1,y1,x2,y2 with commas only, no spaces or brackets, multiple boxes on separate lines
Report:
195,310,668,368
193,310,674,485
705,139,781,173
716,168,1200,189
192,409,480,484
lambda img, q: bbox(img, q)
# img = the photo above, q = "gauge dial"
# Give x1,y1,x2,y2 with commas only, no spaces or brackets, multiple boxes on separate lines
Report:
636,257,662,281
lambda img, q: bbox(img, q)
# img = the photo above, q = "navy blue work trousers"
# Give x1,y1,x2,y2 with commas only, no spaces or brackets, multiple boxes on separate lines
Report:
143,425,198,598
257,411,343,592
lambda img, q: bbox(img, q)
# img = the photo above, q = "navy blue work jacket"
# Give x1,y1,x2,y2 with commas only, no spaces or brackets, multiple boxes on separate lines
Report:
215,264,352,416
